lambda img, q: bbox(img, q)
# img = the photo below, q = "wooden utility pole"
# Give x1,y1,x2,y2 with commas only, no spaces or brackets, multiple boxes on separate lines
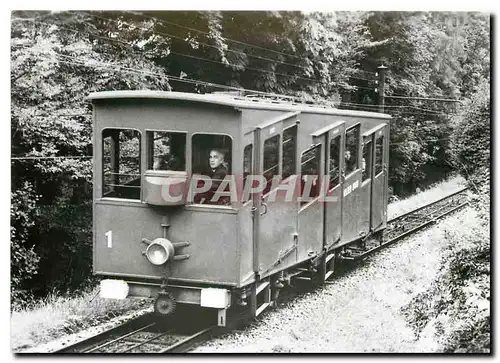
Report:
377,65,387,113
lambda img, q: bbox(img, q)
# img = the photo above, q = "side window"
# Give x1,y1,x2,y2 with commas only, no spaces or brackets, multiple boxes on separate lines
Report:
243,144,253,202
263,134,280,195
192,134,232,174
191,133,232,205
375,136,384,175
329,135,341,190
345,125,360,175
300,145,321,204
362,140,373,182
147,131,186,171
282,125,297,179
102,128,141,199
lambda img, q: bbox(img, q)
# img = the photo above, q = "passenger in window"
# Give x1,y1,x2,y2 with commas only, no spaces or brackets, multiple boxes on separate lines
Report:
153,154,181,171
345,150,351,163
153,155,168,170
194,148,230,205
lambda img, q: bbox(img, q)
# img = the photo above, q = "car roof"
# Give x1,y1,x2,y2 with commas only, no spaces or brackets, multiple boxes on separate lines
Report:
88,90,392,120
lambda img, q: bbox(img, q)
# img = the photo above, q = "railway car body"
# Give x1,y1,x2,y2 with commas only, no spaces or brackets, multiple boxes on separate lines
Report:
89,91,391,325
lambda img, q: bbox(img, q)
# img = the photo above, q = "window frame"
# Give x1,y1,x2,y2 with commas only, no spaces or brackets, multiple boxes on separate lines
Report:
242,143,253,204
344,123,361,178
328,134,342,192
191,132,234,174
145,128,188,173
281,124,297,182
362,138,373,184
262,133,282,198
101,127,142,201
189,132,235,208
375,135,385,177
299,143,322,208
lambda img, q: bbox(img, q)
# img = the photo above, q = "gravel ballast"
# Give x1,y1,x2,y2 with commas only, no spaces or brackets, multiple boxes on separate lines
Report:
193,207,474,353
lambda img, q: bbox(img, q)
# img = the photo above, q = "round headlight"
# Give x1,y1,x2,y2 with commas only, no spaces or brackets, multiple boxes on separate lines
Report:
145,238,175,265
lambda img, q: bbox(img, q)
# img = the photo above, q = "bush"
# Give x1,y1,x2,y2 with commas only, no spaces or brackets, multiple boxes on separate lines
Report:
401,210,490,352
11,182,41,306
450,79,490,189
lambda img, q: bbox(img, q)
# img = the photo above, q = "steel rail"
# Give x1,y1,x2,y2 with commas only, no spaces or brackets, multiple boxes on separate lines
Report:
341,201,469,261
53,188,470,353
158,326,215,353
53,314,152,353
117,329,176,353
83,322,156,353
387,187,469,224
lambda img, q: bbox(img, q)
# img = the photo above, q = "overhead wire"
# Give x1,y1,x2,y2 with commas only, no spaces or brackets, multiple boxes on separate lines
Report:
12,16,371,93
77,10,312,72
389,137,450,146
15,15,454,118
11,33,300,100
13,11,377,79
385,95,462,103
129,10,313,62
123,11,376,77
12,13,459,165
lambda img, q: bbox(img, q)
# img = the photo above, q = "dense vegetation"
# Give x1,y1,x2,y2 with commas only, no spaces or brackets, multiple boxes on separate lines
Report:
11,11,490,347
401,79,490,352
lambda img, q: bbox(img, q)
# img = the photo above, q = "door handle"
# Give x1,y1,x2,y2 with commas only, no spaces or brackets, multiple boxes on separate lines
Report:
260,200,268,216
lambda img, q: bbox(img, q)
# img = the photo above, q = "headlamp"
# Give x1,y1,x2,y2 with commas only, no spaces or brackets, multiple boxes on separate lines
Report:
145,238,175,265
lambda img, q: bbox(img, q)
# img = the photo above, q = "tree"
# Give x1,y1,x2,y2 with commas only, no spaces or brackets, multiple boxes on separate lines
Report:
450,79,490,191
10,10,172,297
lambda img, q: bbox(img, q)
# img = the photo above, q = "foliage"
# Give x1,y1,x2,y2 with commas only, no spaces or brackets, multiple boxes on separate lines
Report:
401,78,490,352
10,10,172,300
10,11,490,307
11,182,40,305
401,215,490,352
450,79,490,186
356,12,489,195
11,284,149,351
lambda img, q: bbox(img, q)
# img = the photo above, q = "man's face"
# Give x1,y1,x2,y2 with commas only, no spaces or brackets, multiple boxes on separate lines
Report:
209,150,224,169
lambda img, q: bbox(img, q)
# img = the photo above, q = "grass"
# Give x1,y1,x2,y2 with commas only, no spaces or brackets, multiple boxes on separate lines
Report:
194,177,486,353
10,285,150,352
10,174,471,353
401,206,490,353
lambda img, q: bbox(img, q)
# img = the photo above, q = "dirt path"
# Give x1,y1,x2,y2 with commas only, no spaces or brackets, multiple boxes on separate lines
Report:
193,206,472,353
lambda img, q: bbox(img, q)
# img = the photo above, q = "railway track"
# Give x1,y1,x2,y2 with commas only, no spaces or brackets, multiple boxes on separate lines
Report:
54,311,216,353
339,187,470,261
53,187,470,354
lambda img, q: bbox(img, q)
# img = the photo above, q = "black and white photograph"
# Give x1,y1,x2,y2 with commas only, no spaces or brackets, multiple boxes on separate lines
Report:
9,6,491,354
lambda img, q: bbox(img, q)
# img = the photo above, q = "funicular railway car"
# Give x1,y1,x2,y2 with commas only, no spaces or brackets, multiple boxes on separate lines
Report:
90,91,391,326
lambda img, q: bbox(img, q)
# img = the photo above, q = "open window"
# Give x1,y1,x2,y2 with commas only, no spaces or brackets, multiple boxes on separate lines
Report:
282,125,297,179
147,131,186,171
243,144,253,202
375,135,384,175
263,134,280,195
362,139,373,182
345,124,360,176
329,134,341,190
192,133,232,205
102,128,141,199
300,145,321,205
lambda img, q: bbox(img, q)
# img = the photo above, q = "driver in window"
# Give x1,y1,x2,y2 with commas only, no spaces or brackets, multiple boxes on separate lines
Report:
209,148,228,179
194,148,229,204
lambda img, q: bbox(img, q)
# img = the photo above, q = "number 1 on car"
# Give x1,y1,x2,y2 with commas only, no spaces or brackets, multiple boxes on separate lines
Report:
105,230,112,248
